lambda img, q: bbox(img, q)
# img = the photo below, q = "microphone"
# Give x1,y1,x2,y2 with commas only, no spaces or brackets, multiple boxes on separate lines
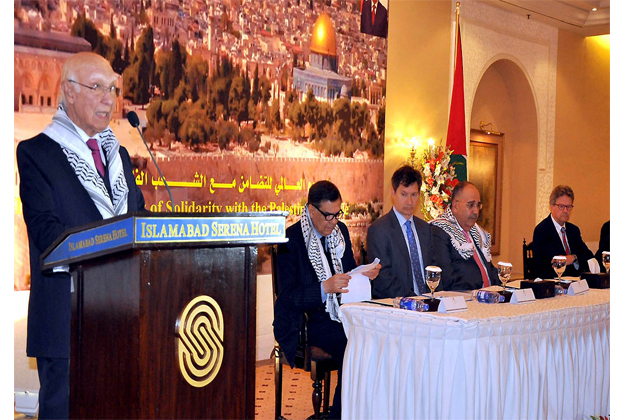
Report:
127,111,174,210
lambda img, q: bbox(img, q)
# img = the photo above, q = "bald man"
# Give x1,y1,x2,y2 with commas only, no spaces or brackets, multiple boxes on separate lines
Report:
430,181,499,291
16,52,145,419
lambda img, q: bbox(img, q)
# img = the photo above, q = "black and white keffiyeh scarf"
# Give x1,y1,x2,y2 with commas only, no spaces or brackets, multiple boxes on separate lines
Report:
300,204,346,322
43,105,129,219
430,206,492,262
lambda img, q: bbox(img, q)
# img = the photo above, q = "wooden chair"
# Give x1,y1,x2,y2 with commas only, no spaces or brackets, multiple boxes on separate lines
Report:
523,238,535,279
271,245,339,420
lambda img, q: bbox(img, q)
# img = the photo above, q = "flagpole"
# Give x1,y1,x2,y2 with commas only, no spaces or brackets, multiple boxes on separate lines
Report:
454,2,460,69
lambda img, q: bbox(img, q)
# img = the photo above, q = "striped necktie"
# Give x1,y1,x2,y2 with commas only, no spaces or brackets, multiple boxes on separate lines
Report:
561,226,571,255
463,230,490,287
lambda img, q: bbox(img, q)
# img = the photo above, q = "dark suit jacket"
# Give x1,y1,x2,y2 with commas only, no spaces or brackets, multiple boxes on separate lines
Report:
366,210,435,298
594,220,609,271
17,133,145,359
360,0,388,38
273,220,357,367
532,216,594,279
431,225,500,291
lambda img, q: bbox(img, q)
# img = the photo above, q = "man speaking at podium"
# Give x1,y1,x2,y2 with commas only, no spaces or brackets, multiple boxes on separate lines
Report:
16,52,145,419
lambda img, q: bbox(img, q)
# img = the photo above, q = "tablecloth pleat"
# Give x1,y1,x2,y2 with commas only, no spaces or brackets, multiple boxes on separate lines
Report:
340,291,610,420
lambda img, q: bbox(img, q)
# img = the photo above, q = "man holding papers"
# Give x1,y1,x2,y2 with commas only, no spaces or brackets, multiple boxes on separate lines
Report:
273,180,380,419
366,165,436,298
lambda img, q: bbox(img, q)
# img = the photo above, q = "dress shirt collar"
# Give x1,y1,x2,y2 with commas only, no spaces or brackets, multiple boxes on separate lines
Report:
392,207,412,227
69,119,100,145
551,214,566,231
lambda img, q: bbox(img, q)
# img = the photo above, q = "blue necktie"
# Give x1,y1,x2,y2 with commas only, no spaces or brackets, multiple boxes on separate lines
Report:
405,220,427,295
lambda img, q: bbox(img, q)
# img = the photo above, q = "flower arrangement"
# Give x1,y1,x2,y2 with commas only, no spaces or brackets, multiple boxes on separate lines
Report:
410,140,459,221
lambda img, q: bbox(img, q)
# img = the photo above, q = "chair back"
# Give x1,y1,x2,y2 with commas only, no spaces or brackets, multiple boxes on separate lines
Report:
523,238,535,279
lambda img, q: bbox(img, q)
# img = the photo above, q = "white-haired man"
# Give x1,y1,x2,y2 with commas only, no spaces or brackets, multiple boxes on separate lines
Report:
17,52,145,419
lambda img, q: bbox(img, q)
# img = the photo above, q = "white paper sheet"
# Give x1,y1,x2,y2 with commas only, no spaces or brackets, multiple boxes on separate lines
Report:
341,258,380,304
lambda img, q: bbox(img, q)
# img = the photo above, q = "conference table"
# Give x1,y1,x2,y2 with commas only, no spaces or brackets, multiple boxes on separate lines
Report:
338,288,610,420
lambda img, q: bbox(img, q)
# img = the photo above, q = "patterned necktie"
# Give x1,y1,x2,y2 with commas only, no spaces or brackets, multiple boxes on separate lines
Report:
561,226,571,255
405,220,427,295
86,138,105,177
372,3,376,25
463,230,490,287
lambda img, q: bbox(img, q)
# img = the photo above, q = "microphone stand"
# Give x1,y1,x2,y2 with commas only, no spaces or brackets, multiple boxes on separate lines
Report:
128,113,174,209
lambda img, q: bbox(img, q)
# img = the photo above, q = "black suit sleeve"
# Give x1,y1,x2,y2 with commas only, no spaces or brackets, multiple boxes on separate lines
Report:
431,225,458,291
569,224,594,271
595,221,609,268
120,147,146,212
275,234,326,312
17,142,69,255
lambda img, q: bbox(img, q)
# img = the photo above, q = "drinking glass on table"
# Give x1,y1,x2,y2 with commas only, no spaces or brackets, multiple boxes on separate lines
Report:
602,251,610,274
497,261,512,290
552,256,567,282
425,266,442,299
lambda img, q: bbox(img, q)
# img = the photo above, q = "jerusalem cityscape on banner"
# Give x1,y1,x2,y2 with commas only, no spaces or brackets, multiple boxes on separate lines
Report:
14,0,389,289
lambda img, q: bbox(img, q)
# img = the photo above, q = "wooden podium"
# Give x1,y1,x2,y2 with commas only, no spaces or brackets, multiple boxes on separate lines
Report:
42,212,288,420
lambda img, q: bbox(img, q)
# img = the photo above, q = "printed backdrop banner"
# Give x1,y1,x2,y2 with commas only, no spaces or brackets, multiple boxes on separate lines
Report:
14,0,389,289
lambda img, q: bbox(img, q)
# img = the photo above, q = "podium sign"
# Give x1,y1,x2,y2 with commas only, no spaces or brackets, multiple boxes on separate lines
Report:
42,212,287,420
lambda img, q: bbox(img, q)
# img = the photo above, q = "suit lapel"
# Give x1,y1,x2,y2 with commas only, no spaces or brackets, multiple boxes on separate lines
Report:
548,218,566,255
47,138,104,221
389,211,410,261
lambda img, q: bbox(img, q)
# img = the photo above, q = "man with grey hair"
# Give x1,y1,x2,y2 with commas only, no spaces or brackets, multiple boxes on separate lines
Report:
532,185,597,279
16,52,145,419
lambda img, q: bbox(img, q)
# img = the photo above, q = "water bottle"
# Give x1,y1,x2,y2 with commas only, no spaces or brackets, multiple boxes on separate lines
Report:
393,297,430,312
472,290,505,304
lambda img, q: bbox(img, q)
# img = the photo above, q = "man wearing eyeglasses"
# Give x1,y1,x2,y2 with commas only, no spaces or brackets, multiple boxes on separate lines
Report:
273,180,380,419
430,181,500,291
366,165,436,298
532,185,597,279
16,52,145,419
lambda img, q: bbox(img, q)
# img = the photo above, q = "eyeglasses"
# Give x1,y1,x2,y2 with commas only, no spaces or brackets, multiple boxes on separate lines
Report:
68,80,121,98
311,203,344,221
554,204,574,211
456,200,483,210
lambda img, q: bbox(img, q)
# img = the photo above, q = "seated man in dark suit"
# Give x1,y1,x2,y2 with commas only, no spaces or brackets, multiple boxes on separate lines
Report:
367,165,436,298
360,0,388,38
431,181,499,291
16,52,145,419
532,185,598,279
273,181,380,419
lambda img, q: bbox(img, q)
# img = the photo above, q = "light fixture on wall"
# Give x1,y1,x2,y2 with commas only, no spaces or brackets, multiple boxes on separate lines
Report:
408,136,419,168
479,121,501,135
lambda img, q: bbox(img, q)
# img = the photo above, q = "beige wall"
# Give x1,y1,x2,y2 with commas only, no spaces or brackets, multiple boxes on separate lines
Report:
384,0,452,214
385,2,609,264
470,59,538,276
553,31,610,244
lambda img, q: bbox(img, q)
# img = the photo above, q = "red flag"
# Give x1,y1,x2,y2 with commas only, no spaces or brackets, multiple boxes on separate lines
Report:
446,19,466,156
446,14,467,181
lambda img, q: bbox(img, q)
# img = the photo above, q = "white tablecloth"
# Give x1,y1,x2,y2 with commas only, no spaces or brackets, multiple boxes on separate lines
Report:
339,290,610,420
